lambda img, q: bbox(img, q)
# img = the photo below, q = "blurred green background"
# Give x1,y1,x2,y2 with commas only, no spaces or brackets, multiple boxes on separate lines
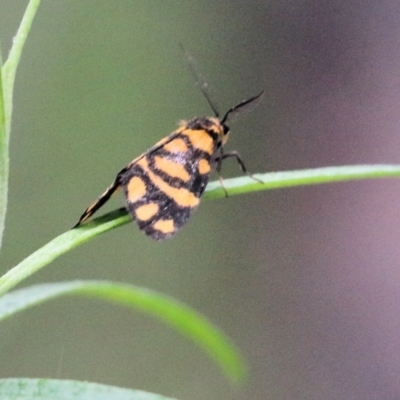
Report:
2,1,400,399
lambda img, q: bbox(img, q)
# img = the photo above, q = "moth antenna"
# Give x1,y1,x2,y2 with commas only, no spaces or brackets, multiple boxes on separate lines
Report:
179,43,220,118
221,90,264,125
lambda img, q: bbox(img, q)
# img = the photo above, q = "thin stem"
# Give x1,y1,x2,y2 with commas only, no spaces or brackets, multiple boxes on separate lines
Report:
1,164,400,296
2,0,41,128
0,59,7,249
0,0,42,249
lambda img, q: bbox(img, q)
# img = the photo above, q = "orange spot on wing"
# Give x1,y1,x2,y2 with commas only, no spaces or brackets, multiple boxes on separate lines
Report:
153,219,175,234
135,203,159,221
163,138,188,153
136,157,150,173
127,176,146,203
137,155,199,208
198,159,211,174
149,171,199,208
181,129,214,155
154,156,190,182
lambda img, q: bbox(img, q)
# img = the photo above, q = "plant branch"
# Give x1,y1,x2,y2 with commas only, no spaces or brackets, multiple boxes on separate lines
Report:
0,164,400,296
0,0,41,249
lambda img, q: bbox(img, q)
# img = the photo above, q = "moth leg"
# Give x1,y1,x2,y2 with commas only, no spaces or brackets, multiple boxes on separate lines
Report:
218,151,264,184
72,179,121,228
215,148,229,197
217,175,229,197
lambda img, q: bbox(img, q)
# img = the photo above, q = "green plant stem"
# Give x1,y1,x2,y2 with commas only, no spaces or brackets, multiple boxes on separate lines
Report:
0,63,7,250
1,164,400,297
0,208,127,297
2,0,41,127
204,164,400,197
0,0,41,249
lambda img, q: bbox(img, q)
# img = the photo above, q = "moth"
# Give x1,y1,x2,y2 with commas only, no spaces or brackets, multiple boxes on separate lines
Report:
73,53,263,240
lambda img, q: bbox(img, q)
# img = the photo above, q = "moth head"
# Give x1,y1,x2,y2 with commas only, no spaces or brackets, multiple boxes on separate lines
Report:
206,117,230,145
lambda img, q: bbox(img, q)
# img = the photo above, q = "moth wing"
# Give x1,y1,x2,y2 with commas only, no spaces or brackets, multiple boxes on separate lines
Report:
120,128,214,240
72,180,121,228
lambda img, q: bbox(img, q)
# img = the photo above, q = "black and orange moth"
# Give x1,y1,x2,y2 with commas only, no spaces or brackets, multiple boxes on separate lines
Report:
73,58,263,240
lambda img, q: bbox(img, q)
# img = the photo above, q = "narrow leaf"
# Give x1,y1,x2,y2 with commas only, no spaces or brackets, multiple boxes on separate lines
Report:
1,164,400,297
0,0,42,249
3,0,42,118
0,378,177,400
0,58,7,249
0,281,247,383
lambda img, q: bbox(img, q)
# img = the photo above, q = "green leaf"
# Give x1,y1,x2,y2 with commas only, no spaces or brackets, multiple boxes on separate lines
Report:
1,164,400,298
0,378,177,400
0,60,7,250
0,208,128,296
3,0,42,114
204,164,400,198
0,281,247,383
0,0,42,249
